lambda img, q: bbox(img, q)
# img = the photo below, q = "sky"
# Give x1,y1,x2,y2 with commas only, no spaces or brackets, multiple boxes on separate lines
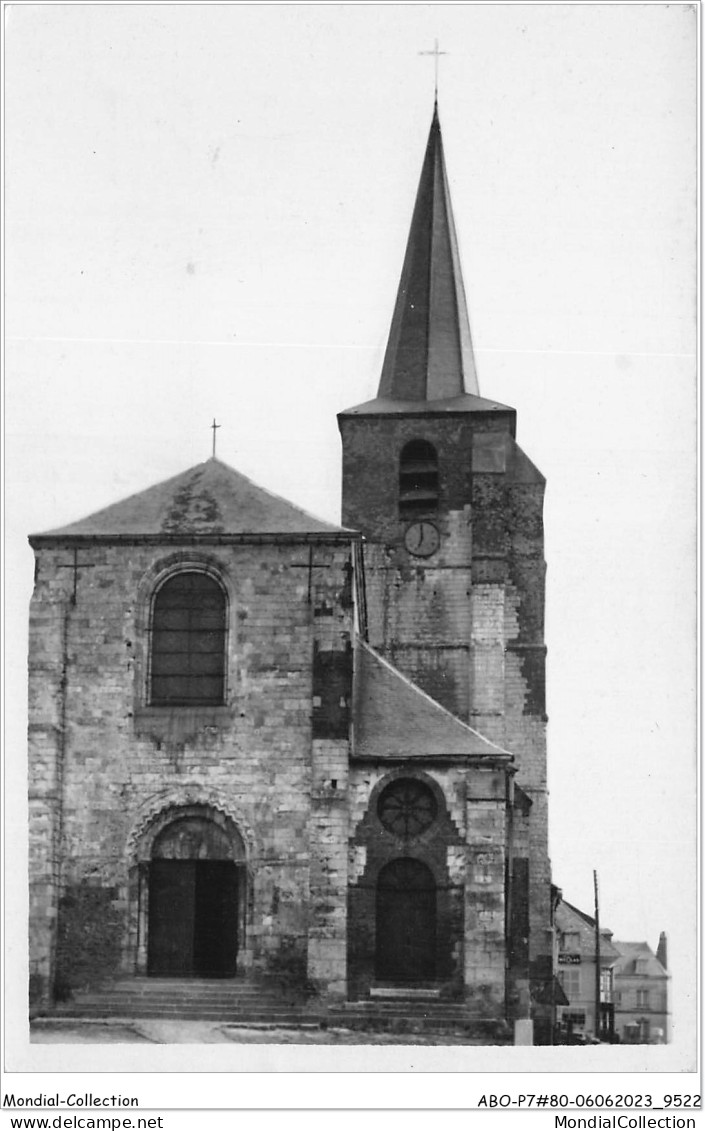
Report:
4,2,698,1054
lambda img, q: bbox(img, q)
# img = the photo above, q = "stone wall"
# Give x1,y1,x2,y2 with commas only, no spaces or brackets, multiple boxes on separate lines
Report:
29,399,554,1027
340,407,553,1022
347,764,508,1012
28,536,354,1003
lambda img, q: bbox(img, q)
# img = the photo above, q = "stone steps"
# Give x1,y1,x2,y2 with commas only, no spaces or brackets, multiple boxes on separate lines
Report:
340,1000,473,1013
329,1015,508,1039
53,1007,312,1023
76,990,294,1004
42,978,510,1040
329,1000,506,1038
47,976,306,1022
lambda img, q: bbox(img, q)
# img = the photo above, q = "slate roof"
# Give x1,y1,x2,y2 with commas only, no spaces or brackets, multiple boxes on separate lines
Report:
32,458,349,540
338,393,513,417
611,942,668,978
340,105,503,418
558,900,621,960
352,639,512,760
560,899,600,930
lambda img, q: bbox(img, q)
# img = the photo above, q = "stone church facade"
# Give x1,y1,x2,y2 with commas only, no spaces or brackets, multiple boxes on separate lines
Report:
28,106,553,1035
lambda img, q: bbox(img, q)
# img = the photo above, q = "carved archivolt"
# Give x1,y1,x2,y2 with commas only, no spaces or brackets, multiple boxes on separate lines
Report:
126,784,258,866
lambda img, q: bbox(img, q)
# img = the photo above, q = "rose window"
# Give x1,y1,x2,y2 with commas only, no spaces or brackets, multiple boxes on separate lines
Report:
377,778,437,838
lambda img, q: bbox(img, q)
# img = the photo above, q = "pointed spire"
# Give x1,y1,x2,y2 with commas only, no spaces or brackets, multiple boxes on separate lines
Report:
378,105,479,402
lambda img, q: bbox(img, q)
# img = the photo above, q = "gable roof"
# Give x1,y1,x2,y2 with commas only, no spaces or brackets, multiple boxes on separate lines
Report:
560,899,600,931
352,639,512,761
612,942,668,978
31,458,348,541
556,899,621,960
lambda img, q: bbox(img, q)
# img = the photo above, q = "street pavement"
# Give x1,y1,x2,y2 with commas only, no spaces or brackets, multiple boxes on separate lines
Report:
30,1019,493,1045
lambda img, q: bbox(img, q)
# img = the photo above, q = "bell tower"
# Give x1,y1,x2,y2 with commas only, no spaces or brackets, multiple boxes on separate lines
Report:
338,105,552,1011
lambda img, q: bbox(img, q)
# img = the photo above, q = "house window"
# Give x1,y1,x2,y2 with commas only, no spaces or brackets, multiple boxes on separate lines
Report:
558,967,581,1001
636,988,649,1008
560,931,581,950
399,440,438,516
150,571,227,705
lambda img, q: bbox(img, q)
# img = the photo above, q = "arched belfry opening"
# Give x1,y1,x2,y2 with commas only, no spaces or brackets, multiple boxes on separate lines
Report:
398,439,439,517
375,858,437,983
138,810,246,978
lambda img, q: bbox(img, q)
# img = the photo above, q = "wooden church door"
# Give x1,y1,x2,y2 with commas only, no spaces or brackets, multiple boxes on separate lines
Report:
375,858,436,983
148,860,196,976
147,816,240,977
193,861,239,975
148,860,238,976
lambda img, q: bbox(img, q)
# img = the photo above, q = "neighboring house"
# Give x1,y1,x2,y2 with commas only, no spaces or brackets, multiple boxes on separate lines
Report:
612,936,670,1043
554,899,620,1040
27,103,555,1034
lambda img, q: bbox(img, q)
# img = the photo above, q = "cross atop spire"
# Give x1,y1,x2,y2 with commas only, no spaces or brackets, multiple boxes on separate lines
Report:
418,38,448,102
377,104,480,403
211,417,221,458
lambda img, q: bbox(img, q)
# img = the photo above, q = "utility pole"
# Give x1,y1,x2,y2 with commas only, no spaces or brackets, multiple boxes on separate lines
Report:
594,870,601,1040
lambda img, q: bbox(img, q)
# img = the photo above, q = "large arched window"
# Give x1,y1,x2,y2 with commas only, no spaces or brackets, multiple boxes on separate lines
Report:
399,439,438,516
150,572,227,706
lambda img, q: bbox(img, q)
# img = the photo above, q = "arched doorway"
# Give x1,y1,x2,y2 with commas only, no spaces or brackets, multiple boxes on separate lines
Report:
375,858,437,983
147,816,240,977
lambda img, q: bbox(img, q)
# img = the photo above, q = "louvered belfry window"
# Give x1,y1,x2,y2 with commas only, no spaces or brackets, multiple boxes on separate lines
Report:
399,439,439,516
150,572,226,705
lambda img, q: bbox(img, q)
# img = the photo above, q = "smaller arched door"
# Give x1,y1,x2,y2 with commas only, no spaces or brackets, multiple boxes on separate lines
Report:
376,858,437,983
148,817,240,977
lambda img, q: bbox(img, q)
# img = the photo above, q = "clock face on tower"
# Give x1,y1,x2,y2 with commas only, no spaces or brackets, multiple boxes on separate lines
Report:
404,521,440,558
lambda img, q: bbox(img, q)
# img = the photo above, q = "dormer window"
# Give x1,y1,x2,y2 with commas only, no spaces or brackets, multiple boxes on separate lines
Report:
150,571,227,706
399,440,439,517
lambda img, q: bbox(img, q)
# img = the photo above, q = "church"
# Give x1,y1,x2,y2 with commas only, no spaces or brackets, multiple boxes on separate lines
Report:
27,104,553,1037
